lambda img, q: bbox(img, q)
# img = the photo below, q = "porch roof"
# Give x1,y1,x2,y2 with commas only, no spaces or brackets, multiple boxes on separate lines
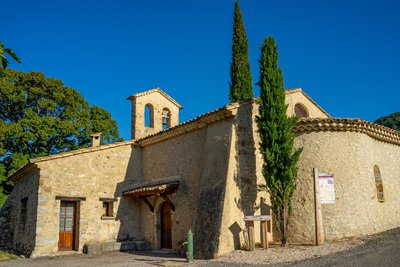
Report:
122,180,180,197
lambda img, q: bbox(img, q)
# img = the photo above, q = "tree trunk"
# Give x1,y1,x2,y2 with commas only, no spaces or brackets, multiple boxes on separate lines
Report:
280,205,288,247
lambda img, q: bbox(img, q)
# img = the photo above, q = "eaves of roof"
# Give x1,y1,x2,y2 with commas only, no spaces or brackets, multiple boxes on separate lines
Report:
294,118,400,146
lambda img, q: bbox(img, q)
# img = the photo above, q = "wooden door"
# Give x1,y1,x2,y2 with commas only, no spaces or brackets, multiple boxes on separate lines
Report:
161,201,172,249
58,201,76,251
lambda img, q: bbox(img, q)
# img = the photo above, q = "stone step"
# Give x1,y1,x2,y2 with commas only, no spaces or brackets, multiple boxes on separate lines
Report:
83,240,150,254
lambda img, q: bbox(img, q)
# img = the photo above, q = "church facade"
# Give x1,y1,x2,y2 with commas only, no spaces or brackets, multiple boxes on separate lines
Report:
1,88,400,258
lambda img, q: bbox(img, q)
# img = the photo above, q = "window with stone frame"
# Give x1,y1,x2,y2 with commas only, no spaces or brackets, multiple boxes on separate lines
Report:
102,202,113,217
100,198,116,219
19,197,28,231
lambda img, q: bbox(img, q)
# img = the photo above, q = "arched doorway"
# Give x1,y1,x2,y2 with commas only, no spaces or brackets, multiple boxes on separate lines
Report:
160,201,172,249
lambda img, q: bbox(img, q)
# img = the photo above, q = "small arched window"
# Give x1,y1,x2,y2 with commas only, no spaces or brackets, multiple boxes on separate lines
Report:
144,104,154,128
294,103,309,118
162,108,171,130
373,165,385,202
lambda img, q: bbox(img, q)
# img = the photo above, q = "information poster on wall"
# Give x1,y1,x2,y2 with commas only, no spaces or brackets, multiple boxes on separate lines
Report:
319,174,335,204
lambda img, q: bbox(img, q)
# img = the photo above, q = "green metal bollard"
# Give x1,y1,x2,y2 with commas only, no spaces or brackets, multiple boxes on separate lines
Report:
183,229,194,262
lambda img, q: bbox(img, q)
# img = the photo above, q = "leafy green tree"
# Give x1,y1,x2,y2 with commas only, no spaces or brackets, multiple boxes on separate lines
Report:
229,0,253,102
0,69,122,206
0,41,21,70
375,112,400,131
256,36,302,247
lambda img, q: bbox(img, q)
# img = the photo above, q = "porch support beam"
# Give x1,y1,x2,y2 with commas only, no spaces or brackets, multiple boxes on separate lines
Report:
161,193,175,211
139,196,154,212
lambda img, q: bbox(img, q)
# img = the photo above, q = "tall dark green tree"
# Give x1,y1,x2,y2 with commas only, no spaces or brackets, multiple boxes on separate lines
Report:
0,69,122,206
229,0,253,102
256,36,302,247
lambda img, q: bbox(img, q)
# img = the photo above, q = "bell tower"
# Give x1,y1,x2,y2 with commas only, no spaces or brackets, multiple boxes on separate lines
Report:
127,88,182,139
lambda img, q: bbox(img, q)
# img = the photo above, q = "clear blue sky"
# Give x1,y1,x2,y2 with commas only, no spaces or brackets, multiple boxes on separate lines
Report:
3,0,400,140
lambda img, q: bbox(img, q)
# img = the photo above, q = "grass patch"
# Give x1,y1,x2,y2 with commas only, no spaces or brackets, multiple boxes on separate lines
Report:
0,251,17,261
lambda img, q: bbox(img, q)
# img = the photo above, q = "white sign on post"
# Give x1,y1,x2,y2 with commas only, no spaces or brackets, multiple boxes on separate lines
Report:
318,174,335,204
243,215,272,221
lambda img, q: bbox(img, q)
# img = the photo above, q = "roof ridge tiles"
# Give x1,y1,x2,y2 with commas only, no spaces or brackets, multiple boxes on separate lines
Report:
295,118,400,146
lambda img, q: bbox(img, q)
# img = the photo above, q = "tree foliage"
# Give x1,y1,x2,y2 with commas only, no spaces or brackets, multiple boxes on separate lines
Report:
256,36,302,247
229,1,253,102
0,41,21,72
375,112,400,131
0,69,122,206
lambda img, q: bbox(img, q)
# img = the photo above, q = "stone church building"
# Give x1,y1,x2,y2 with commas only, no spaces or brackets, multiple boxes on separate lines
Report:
1,87,400,258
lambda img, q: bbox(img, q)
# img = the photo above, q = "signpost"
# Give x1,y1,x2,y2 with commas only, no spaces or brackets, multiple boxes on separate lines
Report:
313,168,335,246
243,215,272,250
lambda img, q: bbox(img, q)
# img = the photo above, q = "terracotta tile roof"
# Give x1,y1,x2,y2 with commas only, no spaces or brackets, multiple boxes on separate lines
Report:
123,180,180,197
285,88,331,118
9,163,39,182
17,100,251,165
29,140,137,164
136,99,251,146
10,89,329,177
294,118,400,146
23,89,324,163
127,87,183,109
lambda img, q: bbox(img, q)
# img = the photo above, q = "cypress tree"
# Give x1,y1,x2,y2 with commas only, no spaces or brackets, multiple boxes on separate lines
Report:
229,1,253,102
256,36,302,247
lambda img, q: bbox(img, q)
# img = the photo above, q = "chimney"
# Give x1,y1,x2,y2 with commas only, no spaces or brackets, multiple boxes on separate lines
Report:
90,133,101,147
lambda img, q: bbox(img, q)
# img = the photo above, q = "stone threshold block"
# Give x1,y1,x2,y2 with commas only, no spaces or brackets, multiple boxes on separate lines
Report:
83,240,150,254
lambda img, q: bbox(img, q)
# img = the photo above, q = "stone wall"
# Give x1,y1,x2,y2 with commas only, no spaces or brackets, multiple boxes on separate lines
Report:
31,144,141,256
138,103,276,258
290,131,400,243
139,120,234,258
216,94,326,255
6,169,40,255
139,127,208,252
0,198,13,251
217,103,272,256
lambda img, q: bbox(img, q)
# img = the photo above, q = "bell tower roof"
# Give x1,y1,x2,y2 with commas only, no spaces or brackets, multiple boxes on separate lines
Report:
127,87,183,109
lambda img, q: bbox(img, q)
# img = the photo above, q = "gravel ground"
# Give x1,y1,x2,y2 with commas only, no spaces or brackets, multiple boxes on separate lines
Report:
1,229,399,267
193,238,364,266
0,240,363,267
285,228,400,267
0,251,187,267
193,228,400,267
